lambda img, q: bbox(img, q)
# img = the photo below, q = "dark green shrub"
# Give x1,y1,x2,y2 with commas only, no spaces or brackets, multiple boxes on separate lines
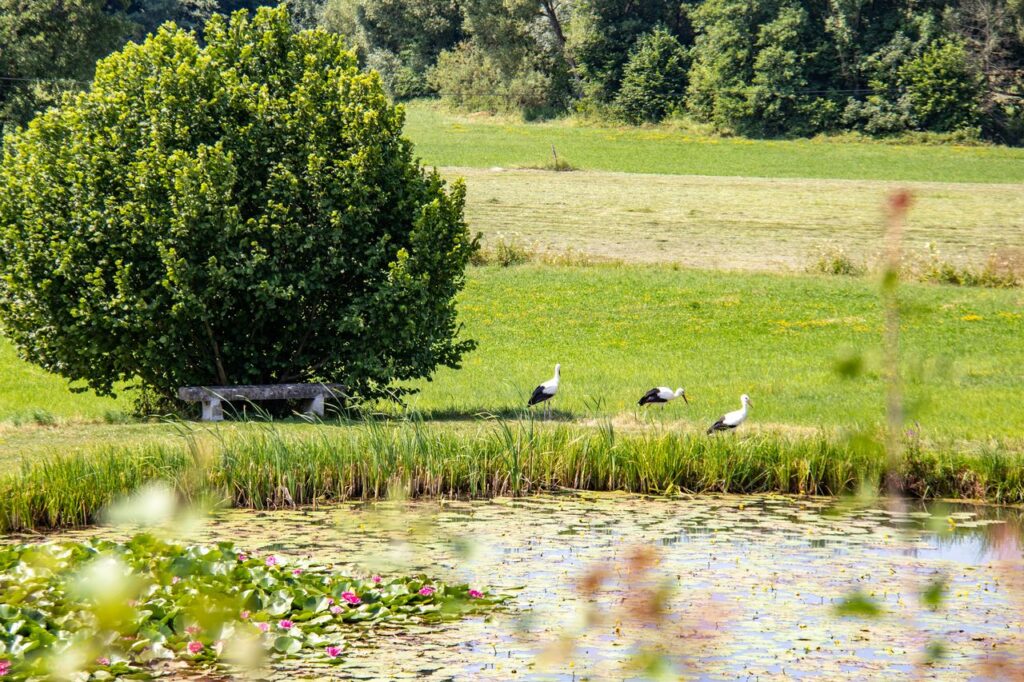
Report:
899,39,985,133
0,7,478,407
429,41,566,119
614,26,689,125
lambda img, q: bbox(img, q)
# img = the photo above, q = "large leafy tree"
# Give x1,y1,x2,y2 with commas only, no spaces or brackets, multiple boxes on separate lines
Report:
0,7,478,406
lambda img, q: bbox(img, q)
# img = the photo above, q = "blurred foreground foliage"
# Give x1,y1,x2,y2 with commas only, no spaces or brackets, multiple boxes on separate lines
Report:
0,534,505,679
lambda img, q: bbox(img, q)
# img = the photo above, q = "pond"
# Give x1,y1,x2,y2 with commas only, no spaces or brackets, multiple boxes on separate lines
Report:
44,493,1024,680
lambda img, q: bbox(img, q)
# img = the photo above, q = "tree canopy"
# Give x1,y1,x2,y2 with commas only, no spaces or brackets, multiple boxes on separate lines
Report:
0,6,477,406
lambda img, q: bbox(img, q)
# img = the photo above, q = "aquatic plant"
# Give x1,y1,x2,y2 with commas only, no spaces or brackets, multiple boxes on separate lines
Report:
0,421,1022,533
0,534,506,679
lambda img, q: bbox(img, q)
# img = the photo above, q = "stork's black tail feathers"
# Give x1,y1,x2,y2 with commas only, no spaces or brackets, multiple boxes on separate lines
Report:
707,419,727,435
528,385,550,406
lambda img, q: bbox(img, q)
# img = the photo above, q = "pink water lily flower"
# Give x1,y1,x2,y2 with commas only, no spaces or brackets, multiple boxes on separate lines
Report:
187,641,204,655
237,553,248,561
341,591,361,605
95,657,111,666
0,660,10,676
330,605,343,615
185,625,202,636
325,645,342,658
257,622,270,633
278,619,294,630
265,555,278,567
239,610,250,620
371,575,382,584
419,586,435,596
468,589,484,599
292,568,303,576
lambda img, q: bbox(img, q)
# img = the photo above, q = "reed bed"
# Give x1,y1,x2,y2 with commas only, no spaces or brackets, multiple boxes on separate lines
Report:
1,421,1022,533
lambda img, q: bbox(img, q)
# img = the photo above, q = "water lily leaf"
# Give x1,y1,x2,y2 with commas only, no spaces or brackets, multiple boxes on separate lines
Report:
274,636,302,654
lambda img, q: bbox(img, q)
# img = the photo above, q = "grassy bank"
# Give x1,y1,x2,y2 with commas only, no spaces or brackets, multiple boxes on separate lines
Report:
2,264,1023,454
2,420,1023,533
403,102,1024,184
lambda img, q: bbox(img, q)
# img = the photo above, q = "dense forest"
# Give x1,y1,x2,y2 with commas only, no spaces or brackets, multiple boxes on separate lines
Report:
2,0,1024,142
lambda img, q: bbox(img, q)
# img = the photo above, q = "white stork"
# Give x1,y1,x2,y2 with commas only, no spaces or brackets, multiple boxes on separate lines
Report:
707,394,752,434
638,387,688,407
527,363,560,418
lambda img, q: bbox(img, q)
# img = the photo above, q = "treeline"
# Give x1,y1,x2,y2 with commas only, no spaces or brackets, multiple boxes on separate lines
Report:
0,0,316,128
3,0,1024,143
326,0,1024,143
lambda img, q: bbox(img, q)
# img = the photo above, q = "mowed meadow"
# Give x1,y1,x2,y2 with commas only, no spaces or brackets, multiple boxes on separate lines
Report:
1,102,1023,463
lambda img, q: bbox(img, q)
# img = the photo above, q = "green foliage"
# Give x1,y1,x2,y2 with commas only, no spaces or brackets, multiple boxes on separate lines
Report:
686,0,816,136
429,0,573,118
430,41,565,118
614,26,689,124
899,39,985,133
0,7,478,406
0,534,505,677
4,419,1024,533
0,0,127,129
569,0,687,102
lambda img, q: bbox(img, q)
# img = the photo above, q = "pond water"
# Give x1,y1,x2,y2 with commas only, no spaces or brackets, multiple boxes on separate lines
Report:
48,493,1024,680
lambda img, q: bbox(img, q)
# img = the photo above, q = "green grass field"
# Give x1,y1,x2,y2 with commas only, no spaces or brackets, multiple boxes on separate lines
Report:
2,103,1022,464
403,102,1024,184
3,264,1021,458
406,265,1024,440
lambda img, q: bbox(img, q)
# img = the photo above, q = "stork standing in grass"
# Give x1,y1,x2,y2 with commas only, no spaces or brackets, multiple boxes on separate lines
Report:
528,363,560,419
637,387,688,408
707,394,752,434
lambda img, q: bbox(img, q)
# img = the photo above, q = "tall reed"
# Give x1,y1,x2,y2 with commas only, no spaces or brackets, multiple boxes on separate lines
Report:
1,420,1021,533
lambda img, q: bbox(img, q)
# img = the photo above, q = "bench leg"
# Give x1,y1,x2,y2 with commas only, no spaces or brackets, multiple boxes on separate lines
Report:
303,394,325,418
202,398,223,422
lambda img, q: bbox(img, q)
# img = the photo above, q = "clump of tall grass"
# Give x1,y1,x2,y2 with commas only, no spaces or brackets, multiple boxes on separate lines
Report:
470,237,534,267
808,247,866,277
913,246,1023,288
807,245,1023,288
471,238,603,268
2,421,1023,533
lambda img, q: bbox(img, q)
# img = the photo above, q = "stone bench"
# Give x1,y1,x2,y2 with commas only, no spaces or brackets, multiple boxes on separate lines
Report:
177,384,345,421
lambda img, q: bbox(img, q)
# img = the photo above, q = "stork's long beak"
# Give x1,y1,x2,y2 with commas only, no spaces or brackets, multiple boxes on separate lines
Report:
682,393,690,404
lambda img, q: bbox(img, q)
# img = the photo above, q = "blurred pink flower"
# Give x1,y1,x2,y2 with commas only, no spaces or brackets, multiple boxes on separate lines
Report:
237,553,248,561
0,660,10,676
468,589,483,599
419,586,435,596
185,625,202,636
171,576,180,585
278,619,294,630
326,597,335,605
341,591,361,605
325,645,342,658
239,610,250,620
371,575,382,584
292,568,303,576
95,657,110,666
257,622,270,633
330,605,343,615
265,556,278,567
187,641,203,655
